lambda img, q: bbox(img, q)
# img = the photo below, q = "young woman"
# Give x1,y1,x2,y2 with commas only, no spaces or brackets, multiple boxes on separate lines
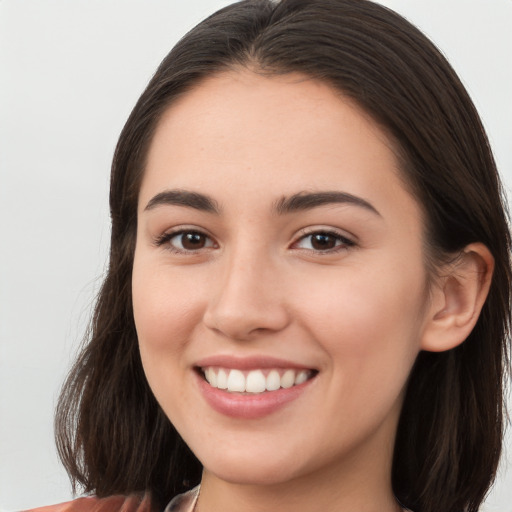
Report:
27,1,511,511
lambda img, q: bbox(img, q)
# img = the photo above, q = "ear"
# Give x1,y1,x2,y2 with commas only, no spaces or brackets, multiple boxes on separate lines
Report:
420,243,494,352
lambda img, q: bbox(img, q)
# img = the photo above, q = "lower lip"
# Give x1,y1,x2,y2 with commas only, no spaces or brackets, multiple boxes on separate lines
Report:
195,371,315,419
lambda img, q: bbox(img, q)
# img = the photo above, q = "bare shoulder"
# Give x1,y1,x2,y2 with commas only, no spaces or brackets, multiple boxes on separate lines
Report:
23,493,153,512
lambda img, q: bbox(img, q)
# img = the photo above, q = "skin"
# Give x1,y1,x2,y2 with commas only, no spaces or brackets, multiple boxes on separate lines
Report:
132,71,493,512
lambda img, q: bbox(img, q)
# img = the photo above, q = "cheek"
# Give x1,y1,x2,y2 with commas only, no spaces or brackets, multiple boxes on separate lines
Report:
134,257,198,330
293,258,427,374
296,266,426,438
131,257,212,420
132,255,207,376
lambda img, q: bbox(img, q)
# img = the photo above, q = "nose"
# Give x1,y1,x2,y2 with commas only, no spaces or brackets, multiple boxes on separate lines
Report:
203,250,290,341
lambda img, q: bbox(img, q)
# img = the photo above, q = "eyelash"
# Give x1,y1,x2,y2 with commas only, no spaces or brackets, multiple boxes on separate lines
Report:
292,229,356,254
153,228,356,255
153,229,216,254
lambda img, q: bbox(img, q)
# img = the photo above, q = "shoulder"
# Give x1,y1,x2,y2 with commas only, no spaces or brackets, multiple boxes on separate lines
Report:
23,493,153,512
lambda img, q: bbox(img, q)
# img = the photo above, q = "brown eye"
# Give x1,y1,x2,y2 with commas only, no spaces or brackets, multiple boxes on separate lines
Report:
180,232,207,250
310,233,337,250
161,230,216,252
294,230,355,252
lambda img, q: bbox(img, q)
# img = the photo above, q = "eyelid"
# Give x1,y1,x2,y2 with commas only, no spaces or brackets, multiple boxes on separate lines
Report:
151,224,356,255
290,226,357,252
153,226,218,253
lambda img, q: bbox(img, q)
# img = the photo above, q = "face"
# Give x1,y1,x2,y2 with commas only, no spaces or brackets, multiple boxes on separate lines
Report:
132,71,433,489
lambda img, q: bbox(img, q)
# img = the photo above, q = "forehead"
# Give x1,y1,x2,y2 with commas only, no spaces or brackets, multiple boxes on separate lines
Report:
140,70,420,224
148,71,396,166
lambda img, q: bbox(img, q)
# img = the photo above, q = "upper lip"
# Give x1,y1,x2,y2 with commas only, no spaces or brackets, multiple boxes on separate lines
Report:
194,355,316,371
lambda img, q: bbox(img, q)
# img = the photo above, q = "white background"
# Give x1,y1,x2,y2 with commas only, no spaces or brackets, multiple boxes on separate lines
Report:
1,1,511,510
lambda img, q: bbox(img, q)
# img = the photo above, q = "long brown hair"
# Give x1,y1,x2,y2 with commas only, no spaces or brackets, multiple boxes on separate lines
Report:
55,1,511,511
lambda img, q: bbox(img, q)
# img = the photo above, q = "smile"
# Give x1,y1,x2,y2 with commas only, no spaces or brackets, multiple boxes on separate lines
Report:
201,367,314,394
194,356,318,418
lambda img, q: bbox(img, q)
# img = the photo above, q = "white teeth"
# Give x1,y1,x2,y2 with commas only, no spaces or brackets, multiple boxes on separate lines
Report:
246,370,266,393
227,369,245,392
281,369,295,389
266,370,281,391
217,368,228,389
203,367,313,394
206,367,217,387
295,370,308,385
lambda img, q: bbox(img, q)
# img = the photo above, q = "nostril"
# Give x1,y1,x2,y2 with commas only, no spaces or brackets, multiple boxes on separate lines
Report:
203,304,290,341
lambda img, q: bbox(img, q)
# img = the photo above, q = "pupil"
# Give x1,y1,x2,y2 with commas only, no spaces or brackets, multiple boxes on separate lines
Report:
312,233,335,250
182,233,205,250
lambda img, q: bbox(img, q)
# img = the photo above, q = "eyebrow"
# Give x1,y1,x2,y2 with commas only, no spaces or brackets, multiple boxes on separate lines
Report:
144,189,220,213
144,189,380,217
274,191,381,216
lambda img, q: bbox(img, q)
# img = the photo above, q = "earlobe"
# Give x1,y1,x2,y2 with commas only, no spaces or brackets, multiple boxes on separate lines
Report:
420,243,494,352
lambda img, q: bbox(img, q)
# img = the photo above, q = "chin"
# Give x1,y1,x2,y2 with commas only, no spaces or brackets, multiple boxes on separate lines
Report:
208,466,299,487
200,450,308,486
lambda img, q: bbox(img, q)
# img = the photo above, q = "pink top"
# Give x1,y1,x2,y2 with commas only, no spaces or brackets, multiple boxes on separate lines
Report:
23,493,154,512
24,487,411,512
22,487,200,512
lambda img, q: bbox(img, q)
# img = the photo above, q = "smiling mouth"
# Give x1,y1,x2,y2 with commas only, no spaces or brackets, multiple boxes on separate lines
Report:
198,367,317,394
